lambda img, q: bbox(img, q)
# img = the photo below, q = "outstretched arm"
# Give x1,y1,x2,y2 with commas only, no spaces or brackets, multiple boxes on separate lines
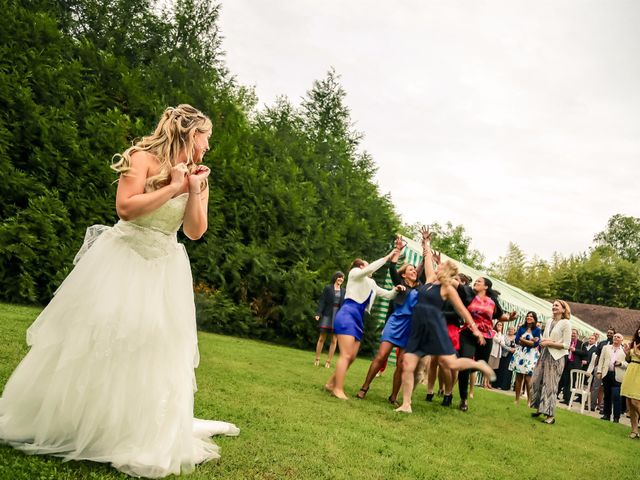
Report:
350,250,397,280
420,226,437,283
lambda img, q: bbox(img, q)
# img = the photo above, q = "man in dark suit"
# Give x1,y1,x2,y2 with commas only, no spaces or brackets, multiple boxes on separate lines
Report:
559,328,586,404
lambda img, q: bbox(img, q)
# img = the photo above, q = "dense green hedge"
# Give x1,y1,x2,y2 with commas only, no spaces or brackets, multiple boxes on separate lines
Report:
0,0,400,351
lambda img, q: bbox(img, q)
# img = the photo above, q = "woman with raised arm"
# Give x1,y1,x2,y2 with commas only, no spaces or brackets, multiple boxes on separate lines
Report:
325,248,404,400
355,236,422,405
395,228,495,413
457,277,517,412
529,300,572,424
509,311,541,405
0,105,239,478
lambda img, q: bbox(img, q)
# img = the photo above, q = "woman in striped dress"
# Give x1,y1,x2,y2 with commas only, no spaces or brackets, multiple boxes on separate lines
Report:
529,300,572,424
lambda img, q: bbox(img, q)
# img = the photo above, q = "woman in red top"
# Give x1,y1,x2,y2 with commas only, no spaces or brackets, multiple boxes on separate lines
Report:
457,277,516,411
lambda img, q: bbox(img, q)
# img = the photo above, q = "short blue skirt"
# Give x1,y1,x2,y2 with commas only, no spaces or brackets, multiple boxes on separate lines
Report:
333,295,371,341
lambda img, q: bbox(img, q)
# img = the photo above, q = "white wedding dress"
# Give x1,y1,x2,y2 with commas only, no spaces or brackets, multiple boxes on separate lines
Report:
0,193,239,478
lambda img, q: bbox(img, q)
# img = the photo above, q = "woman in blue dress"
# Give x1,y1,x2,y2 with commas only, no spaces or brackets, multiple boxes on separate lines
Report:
509,311,541,405
324,248,404,400
356,236,422,405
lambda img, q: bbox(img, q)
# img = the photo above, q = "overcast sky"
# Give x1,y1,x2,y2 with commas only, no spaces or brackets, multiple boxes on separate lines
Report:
218,0,640,264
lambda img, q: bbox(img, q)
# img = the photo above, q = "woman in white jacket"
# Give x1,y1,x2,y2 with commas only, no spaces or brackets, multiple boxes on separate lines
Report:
325,250,403,400
529,299,572,424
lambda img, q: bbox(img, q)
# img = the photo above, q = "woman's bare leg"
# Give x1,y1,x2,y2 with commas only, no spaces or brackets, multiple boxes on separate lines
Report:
326,334,338,367
326,335,360,400
514,374,523,404
395,353,420,413
628,398,639,435
315,332,327,365
357,341,395,398
524,375,533,407
439,355,495,380
437,357,454,395
426,356,439,395
390,349,405,402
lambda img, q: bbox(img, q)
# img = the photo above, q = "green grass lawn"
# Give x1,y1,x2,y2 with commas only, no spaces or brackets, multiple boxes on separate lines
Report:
0,303,638,479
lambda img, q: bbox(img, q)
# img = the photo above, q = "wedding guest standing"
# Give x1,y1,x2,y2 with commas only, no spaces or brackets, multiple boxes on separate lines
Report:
597,333,628,423
530,300,572,425
313,272,346,368
509,312,541,405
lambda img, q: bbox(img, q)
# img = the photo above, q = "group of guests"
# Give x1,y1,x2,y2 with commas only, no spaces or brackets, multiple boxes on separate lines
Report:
316,228,508,410
312,231,640,439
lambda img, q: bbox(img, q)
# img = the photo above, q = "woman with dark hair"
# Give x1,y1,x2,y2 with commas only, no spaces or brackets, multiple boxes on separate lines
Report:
621,323,640,439
509,311,541,405
324,248,404,400
530,300,572,424
356,236,422,404
457,277,517,411
313,272,346,368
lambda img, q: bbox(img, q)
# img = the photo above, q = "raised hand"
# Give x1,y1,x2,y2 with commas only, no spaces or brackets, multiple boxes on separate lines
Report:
394,284,407,292
395,235,405,251
432,250,442,266
420,225,432,245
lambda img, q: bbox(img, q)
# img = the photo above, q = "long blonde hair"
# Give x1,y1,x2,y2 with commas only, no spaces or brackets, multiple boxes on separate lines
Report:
436,260,458,287
111,104,212,191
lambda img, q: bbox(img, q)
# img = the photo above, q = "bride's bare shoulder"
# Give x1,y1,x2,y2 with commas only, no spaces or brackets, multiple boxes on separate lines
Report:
129,151,161,177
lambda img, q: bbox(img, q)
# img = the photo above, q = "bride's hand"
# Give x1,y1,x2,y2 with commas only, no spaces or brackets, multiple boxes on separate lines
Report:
189,165,210,193
170,164,188,193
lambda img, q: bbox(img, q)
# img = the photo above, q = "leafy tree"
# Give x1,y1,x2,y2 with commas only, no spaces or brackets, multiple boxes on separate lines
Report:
594,214,640,264
490,242,527,289
428,222,485,269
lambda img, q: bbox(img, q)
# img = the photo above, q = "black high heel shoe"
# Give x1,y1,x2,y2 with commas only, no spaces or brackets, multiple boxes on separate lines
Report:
441,394,453,407
425,393,434,402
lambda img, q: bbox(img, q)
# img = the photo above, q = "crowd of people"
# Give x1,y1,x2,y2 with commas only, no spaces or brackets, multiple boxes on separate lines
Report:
313,230,640,439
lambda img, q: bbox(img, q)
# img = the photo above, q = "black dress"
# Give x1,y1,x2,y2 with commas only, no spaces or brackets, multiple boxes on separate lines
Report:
405,283,456,357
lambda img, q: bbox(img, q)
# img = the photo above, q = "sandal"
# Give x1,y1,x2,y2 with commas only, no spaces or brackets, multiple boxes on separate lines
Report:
459,400,469,412
355,386,369,399
388,396,400,407
543,417,555,424
324,361,331,369
313,358,320,367
629,432,639,439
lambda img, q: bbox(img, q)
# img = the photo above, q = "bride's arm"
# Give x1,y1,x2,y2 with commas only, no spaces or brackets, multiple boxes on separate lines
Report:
115,152,186,221
183,169,210,240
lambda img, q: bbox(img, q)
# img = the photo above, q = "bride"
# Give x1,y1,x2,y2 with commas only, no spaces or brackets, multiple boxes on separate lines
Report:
0,104,239,478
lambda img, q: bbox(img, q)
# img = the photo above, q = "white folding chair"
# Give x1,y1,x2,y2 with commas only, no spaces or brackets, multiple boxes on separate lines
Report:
568,369,593,414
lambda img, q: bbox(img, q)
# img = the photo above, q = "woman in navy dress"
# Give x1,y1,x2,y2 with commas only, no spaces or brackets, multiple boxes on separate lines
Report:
395,229,494,413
